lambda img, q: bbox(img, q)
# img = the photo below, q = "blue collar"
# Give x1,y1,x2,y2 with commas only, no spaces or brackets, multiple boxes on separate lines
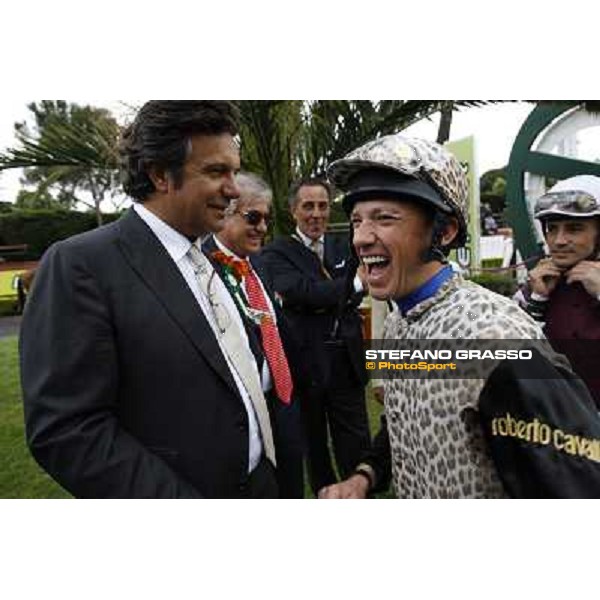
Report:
395,265,454,315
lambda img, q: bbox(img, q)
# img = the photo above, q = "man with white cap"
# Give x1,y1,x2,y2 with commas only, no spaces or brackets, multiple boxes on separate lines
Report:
525,175,600,408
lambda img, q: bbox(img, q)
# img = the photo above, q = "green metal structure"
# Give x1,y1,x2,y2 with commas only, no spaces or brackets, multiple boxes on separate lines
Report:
506,102,600,261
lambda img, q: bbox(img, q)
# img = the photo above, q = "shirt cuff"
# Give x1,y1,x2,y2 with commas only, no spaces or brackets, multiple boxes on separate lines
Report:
354,463,376,491
353,275,364,293
530,292,549,302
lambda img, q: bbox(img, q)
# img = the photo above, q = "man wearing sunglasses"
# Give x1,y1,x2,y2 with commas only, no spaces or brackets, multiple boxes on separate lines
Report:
523,175,600,409
203,172,305,497
260,178,371,497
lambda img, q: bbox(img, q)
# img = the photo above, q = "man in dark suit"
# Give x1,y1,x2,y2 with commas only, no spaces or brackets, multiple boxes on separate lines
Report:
260,178,371,495
202,171,305,498
20,101,280,498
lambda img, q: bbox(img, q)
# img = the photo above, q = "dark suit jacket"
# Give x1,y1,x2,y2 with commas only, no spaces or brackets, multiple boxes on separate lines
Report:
20,209,277,498
259,233,367,389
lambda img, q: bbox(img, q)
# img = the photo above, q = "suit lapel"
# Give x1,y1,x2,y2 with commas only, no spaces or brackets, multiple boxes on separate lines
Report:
115,210,240,398
202,234,253,309
324,234,339,272
202,234,218,254
287,235,331,279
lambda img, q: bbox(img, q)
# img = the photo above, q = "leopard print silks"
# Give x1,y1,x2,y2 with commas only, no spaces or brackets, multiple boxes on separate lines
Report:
381,274,561,498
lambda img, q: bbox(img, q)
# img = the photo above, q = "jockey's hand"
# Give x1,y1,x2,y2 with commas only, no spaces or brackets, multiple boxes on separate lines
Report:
566,261,600,298
318,474,369,499
528,258,562,298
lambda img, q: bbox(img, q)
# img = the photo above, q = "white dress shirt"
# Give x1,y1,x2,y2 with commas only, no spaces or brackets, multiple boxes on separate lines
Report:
295,227,324,257
133,204,263,472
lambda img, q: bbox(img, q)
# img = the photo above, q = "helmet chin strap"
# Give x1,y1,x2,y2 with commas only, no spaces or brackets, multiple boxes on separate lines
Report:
423,246,449,264
421,212,451,264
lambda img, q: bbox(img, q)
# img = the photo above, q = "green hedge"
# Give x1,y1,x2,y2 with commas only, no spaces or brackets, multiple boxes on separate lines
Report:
468,272,517,297
0,209,122,259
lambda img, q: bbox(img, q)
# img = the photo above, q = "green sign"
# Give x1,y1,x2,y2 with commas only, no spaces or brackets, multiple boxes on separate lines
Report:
445,136,480,271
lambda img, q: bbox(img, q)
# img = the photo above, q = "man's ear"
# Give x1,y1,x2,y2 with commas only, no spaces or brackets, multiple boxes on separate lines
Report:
441,216,459,246
148,166,171,194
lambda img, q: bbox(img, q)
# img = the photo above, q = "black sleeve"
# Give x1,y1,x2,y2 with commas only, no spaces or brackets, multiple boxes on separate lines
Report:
20,242,202,498
260,245,347,310
361,414,392,494
478,348,600,499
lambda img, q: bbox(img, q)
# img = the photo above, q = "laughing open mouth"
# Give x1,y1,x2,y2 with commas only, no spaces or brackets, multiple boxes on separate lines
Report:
362,255,391,277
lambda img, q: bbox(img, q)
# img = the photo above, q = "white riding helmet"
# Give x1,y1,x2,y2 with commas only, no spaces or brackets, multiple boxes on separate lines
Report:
534,175,600,220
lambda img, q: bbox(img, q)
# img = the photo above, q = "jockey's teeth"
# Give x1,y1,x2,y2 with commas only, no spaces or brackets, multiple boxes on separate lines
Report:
362,255,389,274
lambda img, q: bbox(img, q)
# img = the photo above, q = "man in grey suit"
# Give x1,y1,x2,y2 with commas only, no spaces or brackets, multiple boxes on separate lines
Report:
20,101,280,498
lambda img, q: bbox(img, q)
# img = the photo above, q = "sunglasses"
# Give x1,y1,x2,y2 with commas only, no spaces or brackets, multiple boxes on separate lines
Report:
536,191,599,214
239,209,272,227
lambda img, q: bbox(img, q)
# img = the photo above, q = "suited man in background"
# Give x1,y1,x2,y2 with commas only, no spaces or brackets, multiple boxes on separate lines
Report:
260,178,372,495
203,172,305,498
20,101,280,498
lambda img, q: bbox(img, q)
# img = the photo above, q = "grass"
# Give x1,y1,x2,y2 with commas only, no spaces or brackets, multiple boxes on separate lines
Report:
0,336,71,498
302,383,388,499
0,334,387,499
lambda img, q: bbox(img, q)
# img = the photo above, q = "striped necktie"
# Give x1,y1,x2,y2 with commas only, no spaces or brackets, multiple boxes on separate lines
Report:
309,238,331,279
310,238,324,261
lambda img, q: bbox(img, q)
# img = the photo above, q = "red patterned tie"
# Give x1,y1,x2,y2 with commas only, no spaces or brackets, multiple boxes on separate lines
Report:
244,263,293,405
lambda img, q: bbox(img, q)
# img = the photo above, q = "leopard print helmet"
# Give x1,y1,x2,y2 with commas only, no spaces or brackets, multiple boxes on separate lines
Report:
327,133,469,248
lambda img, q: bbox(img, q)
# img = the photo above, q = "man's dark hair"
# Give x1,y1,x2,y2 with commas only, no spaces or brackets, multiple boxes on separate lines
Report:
119,101,239,202
287,177,333,209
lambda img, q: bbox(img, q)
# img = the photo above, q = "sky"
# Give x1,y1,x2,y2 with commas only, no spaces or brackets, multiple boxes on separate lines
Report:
0,101,537,206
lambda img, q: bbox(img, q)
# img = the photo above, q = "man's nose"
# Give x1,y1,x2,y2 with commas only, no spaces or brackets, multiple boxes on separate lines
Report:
352,222,375,248
224,173,240,199
256,219,268,234
553,227,569,245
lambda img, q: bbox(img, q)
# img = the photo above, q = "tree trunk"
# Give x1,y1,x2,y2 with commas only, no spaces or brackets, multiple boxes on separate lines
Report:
437,101,454,144
89,179,103,226
95,201,103,226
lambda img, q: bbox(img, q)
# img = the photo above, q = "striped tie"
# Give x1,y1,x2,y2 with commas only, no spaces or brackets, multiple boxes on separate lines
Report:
310,239,324,261
310,239,331,279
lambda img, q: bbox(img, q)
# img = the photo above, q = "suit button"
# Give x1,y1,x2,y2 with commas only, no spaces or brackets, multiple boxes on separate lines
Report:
237,421,248,433
239,481,249,495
